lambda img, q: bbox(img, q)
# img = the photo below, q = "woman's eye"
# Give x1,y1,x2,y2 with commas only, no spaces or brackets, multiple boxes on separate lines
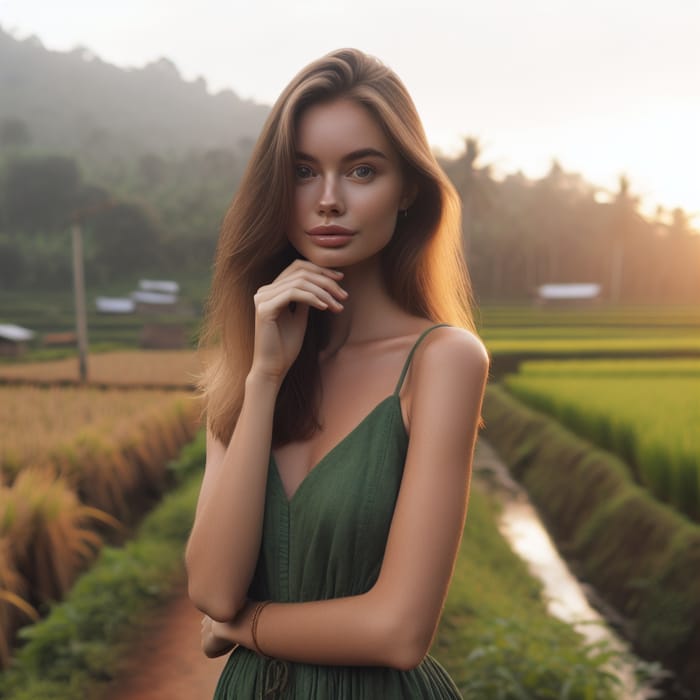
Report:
295,165,314,179
351,165,375,179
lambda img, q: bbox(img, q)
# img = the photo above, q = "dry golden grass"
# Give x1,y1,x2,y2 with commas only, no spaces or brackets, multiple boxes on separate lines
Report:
1,387,201,484
0,537,38,669
0,349,212,387
0,469,116,668
0,385,205,666
4,468,112,600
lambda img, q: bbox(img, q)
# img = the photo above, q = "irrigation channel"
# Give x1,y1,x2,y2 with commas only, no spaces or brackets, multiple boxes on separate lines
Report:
472,439,692,700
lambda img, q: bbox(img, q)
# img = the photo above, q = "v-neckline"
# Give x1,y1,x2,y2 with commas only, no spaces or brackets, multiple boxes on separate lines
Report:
271,393,403,505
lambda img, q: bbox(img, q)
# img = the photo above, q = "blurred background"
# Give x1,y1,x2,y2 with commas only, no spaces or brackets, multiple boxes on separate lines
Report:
0,0,697,311
1,3,699,700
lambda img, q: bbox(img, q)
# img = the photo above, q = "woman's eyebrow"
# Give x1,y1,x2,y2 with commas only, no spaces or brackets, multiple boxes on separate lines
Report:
295,148,389,163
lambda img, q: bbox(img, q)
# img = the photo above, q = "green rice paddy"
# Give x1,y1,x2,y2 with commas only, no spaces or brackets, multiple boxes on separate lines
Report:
503,360,700,520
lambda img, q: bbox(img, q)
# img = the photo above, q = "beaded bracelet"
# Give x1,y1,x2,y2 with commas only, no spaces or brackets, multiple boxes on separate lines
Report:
251,600,273,658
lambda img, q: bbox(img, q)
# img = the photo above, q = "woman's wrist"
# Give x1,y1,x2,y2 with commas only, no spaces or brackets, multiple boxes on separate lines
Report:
245,367,284,394
212,600,256,648
250,600,273,657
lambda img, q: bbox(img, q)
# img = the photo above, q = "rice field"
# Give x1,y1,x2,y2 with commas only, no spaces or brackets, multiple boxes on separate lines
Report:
503,358,700,520
478,304,700,329
0,349,208,387
0,385,203,667
479,304,700,356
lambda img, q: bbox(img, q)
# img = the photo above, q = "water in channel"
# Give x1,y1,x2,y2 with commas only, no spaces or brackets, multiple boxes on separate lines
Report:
472,438,689,700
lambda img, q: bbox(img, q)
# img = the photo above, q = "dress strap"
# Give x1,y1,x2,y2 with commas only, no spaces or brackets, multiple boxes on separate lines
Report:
393,323,450,395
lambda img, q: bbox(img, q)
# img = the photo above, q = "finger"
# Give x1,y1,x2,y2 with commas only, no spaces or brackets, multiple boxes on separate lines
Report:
258,278,345,310
259,270,347,302
256,285,327,314
257,277,346,311
285,271,348,301
257,288,332,316
257,275,347,310
276,259,344,282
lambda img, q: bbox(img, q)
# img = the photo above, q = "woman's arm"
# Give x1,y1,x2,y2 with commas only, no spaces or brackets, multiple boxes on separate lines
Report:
186,372,279,621
185,261,347,621
212,327,490,669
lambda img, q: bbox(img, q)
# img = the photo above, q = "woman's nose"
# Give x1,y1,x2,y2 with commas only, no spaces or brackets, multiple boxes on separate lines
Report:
317,176,345,216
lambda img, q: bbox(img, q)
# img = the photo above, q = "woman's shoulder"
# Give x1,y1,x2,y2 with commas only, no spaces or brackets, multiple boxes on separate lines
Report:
410,324,490,392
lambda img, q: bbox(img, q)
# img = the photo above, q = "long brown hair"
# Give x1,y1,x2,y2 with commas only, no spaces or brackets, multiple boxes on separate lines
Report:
197,48,480,446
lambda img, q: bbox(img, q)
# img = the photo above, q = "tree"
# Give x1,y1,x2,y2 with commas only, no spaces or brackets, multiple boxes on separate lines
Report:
4,156,81,233
90,201,162,280
608,175,641,303
664,208,700,301
0,238,25,288
448,137,494,258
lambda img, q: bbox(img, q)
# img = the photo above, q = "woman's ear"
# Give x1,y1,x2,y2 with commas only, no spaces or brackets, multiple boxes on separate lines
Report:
400,182,419,211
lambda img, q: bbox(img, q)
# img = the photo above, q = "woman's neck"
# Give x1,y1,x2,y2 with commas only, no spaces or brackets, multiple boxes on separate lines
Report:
322,255,403,354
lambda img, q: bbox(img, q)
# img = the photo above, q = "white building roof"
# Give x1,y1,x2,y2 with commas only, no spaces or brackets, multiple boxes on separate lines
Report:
0,323,35,342
139,279,179,294
537,283,601,299
131,290,178,305
95,297,136,314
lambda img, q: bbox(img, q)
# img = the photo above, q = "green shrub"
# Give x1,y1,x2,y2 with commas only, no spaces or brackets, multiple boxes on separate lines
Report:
460,617,625,700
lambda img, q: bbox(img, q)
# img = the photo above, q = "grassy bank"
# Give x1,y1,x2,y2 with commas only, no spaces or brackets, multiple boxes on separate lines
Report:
482,383,700,696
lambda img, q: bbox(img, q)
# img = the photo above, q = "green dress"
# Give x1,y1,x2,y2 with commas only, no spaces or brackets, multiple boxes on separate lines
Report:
213,324,462,699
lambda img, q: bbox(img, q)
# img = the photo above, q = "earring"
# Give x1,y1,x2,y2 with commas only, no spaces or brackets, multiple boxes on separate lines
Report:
401,209,408,218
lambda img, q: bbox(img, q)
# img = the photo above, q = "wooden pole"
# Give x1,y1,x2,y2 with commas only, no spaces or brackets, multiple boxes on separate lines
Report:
71,222,89,382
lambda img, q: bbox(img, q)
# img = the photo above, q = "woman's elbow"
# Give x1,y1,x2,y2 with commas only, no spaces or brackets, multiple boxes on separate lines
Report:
384,614,433,671
391,649,425,671
389,638,430,671
187,585,243,622
186,569,245,621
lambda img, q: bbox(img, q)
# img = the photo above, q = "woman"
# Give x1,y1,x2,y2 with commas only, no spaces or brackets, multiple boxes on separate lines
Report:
186,48,490,699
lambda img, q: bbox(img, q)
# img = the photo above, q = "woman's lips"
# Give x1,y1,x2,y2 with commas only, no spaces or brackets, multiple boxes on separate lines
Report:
306,225,356,247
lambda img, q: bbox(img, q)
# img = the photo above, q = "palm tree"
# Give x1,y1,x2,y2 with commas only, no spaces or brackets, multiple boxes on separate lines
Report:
608,175,640,304
452,137,494,258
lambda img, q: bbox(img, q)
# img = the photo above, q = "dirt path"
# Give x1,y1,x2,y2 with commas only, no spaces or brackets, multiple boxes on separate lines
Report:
101,583,228,700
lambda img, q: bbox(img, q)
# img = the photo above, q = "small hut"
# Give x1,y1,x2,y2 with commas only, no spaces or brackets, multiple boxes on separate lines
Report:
131,279,180,314
139,279,180,294
131,290,179,314
0,324,35,358
140,322,187,349
96,296,136,314
535,283,602,307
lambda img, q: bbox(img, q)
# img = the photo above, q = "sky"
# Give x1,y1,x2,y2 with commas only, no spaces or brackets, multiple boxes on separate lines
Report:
1,0,698,219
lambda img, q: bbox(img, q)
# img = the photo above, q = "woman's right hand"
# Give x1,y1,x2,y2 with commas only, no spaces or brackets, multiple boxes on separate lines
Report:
201,615,237,658
250,260,347,381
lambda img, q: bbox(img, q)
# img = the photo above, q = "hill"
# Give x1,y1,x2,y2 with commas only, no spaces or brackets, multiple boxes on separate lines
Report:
0,26,269,157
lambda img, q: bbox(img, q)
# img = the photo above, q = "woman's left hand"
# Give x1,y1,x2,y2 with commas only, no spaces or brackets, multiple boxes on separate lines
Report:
200,602,258,657
201,614,237,658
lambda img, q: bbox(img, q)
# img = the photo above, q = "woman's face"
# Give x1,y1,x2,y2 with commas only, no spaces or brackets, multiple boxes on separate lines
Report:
288,98,412,268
